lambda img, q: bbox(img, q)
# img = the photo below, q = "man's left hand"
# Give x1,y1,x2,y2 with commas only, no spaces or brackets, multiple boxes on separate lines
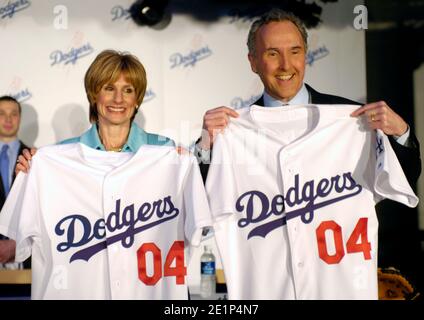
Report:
0,240,16,263
351,101,408,136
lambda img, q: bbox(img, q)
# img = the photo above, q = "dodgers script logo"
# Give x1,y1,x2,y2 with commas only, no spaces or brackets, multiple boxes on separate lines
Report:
55,197,179,262
0,0,30,19
230,94,262,109
169,46,212,69
110,5,130,21
306,45,330,66
236,172,362,239
11,88,32,103
50,43,94,66
143,88,156,103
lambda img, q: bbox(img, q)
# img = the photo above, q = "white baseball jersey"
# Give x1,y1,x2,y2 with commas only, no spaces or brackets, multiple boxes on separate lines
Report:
0,143,212,300
206,104,419,300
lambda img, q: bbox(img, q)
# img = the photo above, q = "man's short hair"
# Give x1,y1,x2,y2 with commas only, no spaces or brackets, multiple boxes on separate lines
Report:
247,8,308,56
0,95,22,114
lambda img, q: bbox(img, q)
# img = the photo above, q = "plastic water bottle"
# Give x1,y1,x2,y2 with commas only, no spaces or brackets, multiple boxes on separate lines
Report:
200,245,216,298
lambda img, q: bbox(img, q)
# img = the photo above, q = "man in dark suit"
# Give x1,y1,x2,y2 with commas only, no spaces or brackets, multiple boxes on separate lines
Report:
0,95,30,269
195,8,422,295
195,9,421,186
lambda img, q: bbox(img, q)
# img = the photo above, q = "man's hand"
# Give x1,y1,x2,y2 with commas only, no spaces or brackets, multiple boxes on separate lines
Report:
0,239,16,263
351,101,408,136
15,147,37,175
200,107,239,150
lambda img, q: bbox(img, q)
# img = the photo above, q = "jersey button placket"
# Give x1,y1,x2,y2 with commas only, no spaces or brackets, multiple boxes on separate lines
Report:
104,174,123,299
280,149,302,299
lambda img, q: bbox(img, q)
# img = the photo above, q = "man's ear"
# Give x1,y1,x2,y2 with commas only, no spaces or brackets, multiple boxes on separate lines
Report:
248,54,258,74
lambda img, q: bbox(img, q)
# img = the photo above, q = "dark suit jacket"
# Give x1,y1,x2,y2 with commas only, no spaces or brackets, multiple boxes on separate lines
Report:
0,141,28,206
199,83,422,186
0,140,31,269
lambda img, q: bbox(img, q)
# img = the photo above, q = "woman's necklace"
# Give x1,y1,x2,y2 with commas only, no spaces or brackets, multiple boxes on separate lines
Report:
107,146,123,152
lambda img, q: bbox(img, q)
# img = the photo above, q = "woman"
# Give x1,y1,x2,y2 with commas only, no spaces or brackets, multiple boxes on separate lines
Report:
4,49,210,300
17,49,173,171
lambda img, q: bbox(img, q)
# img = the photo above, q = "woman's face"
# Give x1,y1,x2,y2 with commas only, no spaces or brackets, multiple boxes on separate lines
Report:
96,73,138,127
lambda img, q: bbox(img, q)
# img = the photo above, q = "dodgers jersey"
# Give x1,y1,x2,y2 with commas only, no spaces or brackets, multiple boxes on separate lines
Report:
0,143,212,299
206,104,419,300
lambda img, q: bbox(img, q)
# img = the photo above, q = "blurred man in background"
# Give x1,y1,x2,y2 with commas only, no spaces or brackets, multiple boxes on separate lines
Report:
0,95,30,270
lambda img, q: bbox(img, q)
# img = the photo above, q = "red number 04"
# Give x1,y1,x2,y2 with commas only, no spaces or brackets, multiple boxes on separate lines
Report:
316,218,371,264
137,241,187,285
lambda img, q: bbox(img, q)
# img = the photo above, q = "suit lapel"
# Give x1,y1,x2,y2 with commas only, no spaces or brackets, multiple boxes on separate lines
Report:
0,174,4,205
1,141,27,207
253,96,265,107
305,83,322,104
12,141,28,182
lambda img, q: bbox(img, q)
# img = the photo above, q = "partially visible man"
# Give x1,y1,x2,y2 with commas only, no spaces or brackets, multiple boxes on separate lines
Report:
196,9,421,184
0,95,30,270
196,9,421,299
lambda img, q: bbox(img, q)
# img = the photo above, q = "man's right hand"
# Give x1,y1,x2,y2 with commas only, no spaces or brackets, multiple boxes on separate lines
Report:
15,147,37,175
200,106,239,150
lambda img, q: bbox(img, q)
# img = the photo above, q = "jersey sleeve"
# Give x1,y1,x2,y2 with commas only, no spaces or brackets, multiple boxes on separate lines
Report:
205,131,239,221
183,156,213,247
374,129,419,207
0,168,40,262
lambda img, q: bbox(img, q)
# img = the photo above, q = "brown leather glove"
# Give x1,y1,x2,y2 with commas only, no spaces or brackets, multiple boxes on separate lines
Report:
378,267,420,300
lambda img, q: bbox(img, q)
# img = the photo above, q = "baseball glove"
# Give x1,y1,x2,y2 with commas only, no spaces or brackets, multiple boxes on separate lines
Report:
378,267,420,300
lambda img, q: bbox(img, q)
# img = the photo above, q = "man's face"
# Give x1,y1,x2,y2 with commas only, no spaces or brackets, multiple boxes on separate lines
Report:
0,100,20,140
248,20,306,102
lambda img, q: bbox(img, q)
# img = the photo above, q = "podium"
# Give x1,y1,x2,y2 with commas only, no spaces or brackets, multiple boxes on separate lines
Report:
0,269,31,299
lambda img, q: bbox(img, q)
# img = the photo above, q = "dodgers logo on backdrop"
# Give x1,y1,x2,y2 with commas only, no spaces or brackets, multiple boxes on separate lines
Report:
169,46,213,69
236,172,363,239
143,88,156,103
230,94,262,109
54,196,179,262
306,45,330,66
50,43,94,66
110,5,131,21
11,88,32,103
0,0,30,19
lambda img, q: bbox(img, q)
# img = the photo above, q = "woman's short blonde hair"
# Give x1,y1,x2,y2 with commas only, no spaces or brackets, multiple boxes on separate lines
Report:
85,49,147,123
